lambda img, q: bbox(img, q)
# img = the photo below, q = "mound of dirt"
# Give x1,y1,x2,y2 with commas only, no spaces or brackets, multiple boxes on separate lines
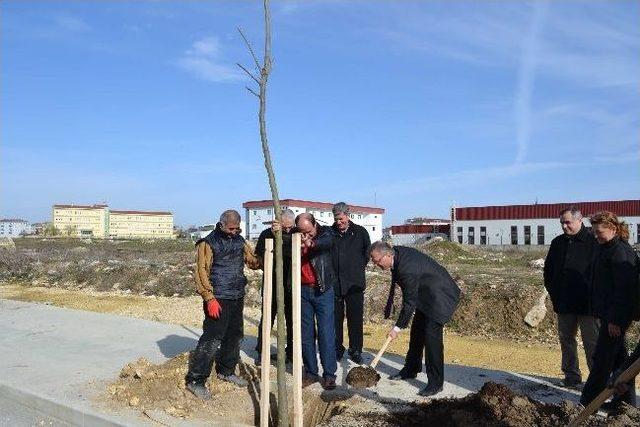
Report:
323,382,640,427
345,366,380,388
105,353,260,424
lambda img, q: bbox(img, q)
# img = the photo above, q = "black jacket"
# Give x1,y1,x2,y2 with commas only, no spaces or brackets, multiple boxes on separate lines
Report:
332,221,371,296
255,227,293,286
308,225,337,293
391,246,460,328
543,225,597,314
201,225,247,300
590,236,639,327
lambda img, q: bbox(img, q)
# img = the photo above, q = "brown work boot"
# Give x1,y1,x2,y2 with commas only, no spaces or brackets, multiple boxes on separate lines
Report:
322,377,337,390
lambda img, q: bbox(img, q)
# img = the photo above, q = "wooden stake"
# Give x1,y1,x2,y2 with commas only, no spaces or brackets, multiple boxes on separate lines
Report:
260,239,274,427
291,233,303,427
569,356,640,426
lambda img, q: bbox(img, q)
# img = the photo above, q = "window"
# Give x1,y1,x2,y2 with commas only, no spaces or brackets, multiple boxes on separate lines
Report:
468,227,475,245
537,225,545,245
267,209,272,215
253,210,257,215
457,227,463,244
480,226,487,245
524,226,531,245
511,226,518,245
372,226,376,231
252,224,257,229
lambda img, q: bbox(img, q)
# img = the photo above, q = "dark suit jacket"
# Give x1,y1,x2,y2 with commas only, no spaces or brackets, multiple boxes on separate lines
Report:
392,246,461,328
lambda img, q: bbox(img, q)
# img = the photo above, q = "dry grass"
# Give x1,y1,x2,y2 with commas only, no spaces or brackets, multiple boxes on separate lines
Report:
1,283,575,379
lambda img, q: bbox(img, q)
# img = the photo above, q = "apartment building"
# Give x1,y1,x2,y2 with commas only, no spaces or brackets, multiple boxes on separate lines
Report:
52,204,174,239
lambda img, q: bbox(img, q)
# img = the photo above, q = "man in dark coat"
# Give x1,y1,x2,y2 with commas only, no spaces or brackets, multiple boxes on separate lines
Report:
543,206,599,388
331,202,371,364
370,241,460,397
255,209,296,362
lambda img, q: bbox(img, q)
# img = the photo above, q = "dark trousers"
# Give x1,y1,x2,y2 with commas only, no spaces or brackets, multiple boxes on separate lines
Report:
256,279,293,357
335,288,364,354
581,321,636,406
402,310,445,389
301,286,337,380
185,298,244,384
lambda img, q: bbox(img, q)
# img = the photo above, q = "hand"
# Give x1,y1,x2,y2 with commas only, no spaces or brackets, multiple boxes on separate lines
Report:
206,298,222,319
388,327,399,341
271,220,281,232
608,323,621,338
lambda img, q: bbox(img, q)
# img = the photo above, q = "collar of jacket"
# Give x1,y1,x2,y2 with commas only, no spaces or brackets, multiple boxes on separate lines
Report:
332,221,353,236
600,235,620,249
566,224,589,242
391,246,400,272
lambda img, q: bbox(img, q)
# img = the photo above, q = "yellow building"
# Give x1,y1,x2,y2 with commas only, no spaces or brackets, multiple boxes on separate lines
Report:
52,204,175,239
52,204,109,238
109,210,174,239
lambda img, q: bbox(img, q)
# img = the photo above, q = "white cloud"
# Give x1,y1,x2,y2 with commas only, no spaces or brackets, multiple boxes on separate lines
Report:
177,36,242,83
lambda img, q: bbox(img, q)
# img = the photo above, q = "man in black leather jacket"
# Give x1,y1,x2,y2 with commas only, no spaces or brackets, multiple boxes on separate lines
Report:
295,213,338,390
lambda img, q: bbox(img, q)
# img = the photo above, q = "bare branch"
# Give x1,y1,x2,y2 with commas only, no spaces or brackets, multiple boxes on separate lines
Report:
237,63,260,85
237,27,261,72
245,86,259,98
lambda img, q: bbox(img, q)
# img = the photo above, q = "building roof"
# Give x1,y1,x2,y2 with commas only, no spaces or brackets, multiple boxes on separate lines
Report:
53,204,108,209
242,199,385,214
110,210,173,216
391,224,451,234
454,199,640,221
0,219,29,223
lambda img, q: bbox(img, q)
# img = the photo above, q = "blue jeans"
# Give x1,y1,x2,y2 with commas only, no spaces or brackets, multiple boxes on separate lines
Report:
301,286,337,380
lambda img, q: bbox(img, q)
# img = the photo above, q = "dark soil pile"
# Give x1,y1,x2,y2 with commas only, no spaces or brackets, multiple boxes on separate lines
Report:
345,366,380,388
323,382,640,427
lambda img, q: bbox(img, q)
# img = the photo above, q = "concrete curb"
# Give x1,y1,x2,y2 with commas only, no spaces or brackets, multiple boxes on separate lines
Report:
0,382,129,427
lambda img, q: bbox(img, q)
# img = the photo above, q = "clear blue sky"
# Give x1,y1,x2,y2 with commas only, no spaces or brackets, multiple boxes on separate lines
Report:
2,1,639,227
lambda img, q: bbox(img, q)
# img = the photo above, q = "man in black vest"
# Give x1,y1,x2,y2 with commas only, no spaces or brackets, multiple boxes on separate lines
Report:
255,209,296,362
332,202,371,364
544,206,599,388
370,241,460,397
185,210,261,400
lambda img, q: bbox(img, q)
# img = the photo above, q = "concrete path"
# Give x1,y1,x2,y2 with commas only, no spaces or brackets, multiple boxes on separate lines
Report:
0,299,582,426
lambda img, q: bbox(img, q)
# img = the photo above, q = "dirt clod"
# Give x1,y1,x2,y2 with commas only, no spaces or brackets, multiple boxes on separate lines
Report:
345,366,380,388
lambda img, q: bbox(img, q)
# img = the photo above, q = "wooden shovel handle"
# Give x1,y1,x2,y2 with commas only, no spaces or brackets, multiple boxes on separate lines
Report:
370,336,393,369
569,356,640,426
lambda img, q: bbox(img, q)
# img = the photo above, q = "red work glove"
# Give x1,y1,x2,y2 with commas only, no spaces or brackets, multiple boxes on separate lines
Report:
206,298,222,319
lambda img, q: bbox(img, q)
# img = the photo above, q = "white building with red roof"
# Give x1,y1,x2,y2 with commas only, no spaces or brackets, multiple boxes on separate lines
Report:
451,199,640,246
242,199,385,241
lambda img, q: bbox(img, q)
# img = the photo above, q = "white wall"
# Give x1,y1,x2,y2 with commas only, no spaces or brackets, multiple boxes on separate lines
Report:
452,216,640,246
391,232,448,246
245,206,384,242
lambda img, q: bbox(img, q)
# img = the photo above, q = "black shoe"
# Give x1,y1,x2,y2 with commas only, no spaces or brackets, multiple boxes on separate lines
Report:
389,370,417,380
322,377,337,390
336,347,345,361
600,400,622,415
418,385,443,397
558,377,583,389
348,350,363,365
186,382,212,400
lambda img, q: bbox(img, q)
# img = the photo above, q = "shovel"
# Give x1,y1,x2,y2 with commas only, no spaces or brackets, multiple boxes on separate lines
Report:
568,356,640,426
346,336,393,388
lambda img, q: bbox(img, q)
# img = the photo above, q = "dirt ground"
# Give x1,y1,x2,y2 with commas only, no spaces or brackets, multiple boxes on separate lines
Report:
0,283,583,379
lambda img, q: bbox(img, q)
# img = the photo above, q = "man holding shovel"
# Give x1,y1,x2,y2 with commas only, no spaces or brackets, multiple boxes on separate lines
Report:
369,241,460,397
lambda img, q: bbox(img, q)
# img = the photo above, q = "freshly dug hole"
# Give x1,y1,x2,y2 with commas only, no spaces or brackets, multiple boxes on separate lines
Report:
345,366,380,388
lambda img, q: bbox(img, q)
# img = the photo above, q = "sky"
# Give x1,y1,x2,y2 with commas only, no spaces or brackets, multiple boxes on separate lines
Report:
1,1,639,227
